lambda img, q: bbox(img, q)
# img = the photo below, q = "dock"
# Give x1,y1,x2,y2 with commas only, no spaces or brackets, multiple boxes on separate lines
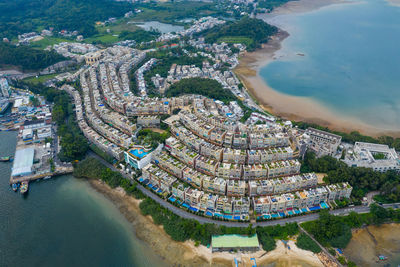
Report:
10,166,74,184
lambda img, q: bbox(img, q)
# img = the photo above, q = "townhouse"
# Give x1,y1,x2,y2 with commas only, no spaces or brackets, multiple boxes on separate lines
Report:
142,164,177,193
217,163,242,180
184,188,204,207
227,180,246,196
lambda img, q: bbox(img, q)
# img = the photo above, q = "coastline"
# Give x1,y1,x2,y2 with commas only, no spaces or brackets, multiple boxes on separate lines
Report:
235,0,400,137
344,223,400,266
386,0,400,7
88,179,324,267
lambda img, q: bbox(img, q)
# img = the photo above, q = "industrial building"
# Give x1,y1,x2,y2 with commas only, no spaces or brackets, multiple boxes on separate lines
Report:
11,147,35,177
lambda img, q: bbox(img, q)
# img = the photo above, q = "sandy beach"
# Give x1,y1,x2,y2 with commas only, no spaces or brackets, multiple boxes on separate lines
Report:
235,0,400,137
89,179,324,267
344,224,400,266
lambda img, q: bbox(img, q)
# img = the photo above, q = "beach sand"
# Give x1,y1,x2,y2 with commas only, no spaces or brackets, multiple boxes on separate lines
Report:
344,224,400,266
235,0,400,137
89,179,324,267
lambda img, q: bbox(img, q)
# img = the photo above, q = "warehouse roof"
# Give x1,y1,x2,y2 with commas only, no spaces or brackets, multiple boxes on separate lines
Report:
11,147,34,177
212,234,259,248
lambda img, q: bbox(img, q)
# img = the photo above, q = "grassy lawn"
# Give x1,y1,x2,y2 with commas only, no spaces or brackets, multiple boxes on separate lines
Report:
84,34,120,44
23,73,58,85
106,20,140,33
130,2,218,24
217,36,254,47
29,36,73,49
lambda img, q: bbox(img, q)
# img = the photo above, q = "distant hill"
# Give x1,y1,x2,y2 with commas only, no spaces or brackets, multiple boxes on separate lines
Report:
0,43,66,71
0,0,132,39
201,17,278,51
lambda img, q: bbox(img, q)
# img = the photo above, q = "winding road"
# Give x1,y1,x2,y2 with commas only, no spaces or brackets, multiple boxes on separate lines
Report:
89,153,400,227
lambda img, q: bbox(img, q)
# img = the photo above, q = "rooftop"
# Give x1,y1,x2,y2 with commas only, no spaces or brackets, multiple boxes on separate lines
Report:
11,147,35,177
212,234,259,248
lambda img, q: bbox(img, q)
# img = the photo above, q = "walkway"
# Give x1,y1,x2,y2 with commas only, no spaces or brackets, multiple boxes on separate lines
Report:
298,225,344,267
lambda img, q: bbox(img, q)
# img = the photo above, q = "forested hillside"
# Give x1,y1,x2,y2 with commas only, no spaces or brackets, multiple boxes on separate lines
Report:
202,17,278,51
0,0,132,38
0,43,66,71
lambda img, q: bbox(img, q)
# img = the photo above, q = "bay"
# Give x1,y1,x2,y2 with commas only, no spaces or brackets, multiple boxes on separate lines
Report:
260,0,400,130
0,131,166,267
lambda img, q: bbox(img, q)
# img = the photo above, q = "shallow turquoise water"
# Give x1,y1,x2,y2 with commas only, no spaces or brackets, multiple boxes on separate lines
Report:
260,0,400,130
0,131,166,267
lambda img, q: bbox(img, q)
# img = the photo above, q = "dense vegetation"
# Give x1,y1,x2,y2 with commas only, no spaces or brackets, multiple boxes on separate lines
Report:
302,210,352,249
137,129,170,149
119,29,160,43
296,233,321,253
302,206,400,250
73,157,144,198
165,77,235,103
256,223,299,251
14,81,88,161
301,152,400,203
201,17,278,51
294,121,400,151
138,49,213,97
165,77,253,121
89,144,114,164
0,0,133,39
0,43,66,71
129,1,223,25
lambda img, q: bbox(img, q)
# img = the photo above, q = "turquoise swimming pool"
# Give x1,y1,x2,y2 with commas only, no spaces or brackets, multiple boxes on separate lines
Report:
129,148,149,159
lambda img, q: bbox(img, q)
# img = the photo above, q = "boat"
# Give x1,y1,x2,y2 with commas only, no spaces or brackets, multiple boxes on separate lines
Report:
44,175,51,180
12,183,19,192
0,156,11,162
20,182,28,194
378,255,388,261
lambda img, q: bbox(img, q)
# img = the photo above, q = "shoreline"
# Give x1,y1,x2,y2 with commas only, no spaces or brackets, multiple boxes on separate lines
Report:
88,179,324,267
235,0,400,137
344,223,400,265
386,0,400,7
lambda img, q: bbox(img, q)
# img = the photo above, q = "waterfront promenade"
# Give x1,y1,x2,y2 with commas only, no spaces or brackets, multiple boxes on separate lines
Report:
91,153,400,227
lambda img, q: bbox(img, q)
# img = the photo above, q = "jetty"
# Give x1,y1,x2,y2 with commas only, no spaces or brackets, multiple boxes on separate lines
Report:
10,165,73,184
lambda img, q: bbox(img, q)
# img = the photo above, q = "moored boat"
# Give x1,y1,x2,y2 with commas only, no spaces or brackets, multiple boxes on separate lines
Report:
20,182,28,194
12,183,19,192
0,156,11,162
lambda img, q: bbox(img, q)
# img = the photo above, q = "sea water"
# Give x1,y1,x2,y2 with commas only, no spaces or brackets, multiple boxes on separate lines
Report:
0,131,166,267
260,0,400,130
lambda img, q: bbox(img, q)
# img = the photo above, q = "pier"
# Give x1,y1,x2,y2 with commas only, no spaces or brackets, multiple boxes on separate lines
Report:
10,166,73,184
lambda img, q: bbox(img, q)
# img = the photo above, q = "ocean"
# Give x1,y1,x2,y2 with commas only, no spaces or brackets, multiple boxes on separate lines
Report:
259,0,400,131
0,131,166,267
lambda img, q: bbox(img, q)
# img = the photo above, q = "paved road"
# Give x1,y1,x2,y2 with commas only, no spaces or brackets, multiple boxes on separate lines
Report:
89,153,400,227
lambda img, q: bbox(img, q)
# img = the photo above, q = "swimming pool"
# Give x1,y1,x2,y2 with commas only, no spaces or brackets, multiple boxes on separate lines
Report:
320,202,329,209
129,148,149,159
